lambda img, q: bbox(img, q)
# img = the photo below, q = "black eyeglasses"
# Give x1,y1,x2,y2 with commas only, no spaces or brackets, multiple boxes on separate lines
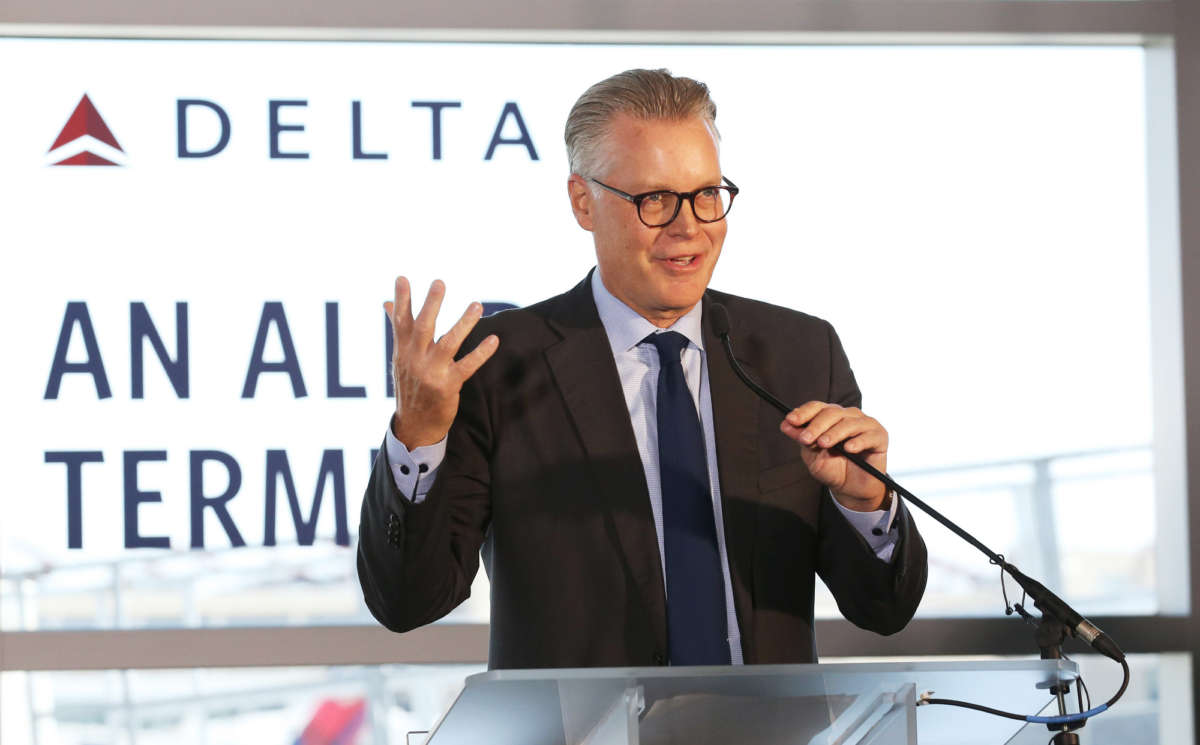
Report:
590,176,739,228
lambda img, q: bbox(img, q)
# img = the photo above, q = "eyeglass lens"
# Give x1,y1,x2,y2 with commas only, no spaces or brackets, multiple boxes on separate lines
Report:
639,187,734,226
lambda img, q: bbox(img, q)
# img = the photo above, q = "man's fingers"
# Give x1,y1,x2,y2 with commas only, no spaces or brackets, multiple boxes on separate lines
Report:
783,401,826,429
413,279,446,340
842,428,888,454
392,276,414,333
780,419,811,446
788,404,850,444
783,403,885,450
437,302,484,358
454,335,500,381
782,414,886,453
817,417,882,451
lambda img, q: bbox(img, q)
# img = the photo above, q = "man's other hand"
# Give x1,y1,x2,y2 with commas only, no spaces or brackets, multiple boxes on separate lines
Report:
386,276,499,449
780,402,888,512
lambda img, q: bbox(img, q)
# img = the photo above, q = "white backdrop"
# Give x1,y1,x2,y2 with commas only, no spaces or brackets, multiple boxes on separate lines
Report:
0,40,1150,584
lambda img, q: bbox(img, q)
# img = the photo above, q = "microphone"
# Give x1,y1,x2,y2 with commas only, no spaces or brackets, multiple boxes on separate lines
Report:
1003,564,1124,662
709,304,790,416
707,302,1124,664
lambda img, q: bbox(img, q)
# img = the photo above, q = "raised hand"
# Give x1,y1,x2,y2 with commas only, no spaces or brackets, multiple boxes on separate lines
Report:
385,277,499,449
780,402,889,511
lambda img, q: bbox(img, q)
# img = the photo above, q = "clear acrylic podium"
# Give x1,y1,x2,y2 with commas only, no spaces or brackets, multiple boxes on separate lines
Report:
418,660,1079,745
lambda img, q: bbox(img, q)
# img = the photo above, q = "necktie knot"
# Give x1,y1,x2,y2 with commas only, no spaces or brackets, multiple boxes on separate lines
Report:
643,331,690,368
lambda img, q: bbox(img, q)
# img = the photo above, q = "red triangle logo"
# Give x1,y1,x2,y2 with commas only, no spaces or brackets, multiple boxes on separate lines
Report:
52,151,120,166
48,94,124,163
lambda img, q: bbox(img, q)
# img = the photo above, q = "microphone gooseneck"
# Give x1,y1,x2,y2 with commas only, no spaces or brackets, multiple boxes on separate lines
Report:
710,305,791,416
711,305,1014,576
708,301,1127,725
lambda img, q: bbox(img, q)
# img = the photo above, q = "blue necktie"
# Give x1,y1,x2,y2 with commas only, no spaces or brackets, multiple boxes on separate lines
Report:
644,331,730,665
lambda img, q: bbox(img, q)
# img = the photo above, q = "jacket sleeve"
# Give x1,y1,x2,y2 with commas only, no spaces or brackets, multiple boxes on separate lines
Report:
815,321,928,635
356,366,494,633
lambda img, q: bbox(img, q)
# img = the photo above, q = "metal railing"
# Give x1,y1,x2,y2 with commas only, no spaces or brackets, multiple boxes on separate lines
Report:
2,445,1156,632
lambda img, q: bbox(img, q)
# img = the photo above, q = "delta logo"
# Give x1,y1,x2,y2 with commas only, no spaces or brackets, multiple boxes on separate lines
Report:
42,92,543,167
47,94,126,166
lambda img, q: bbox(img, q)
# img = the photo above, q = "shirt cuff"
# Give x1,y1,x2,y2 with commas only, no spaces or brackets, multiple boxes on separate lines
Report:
832,490,900,563
384,422,447,504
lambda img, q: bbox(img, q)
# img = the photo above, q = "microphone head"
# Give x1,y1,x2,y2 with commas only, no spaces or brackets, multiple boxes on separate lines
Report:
709,303,731,338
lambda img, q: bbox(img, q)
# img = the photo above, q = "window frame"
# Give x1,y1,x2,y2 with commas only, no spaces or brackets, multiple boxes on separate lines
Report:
1,1,1196,739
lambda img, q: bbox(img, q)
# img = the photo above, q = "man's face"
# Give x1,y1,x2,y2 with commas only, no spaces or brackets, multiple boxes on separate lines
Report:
568,114,727,327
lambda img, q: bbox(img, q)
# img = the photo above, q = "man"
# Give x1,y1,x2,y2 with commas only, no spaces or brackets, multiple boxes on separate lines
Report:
358,69,926,670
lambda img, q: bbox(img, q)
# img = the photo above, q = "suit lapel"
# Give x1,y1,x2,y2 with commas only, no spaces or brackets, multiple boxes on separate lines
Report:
702,292,760,663
542,275,668,655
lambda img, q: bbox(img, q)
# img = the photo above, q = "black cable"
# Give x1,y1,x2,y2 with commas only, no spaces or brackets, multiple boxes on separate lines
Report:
1108,657,1131,709
999,555,1013,615
713,313,1131,726
922,656,1129,725
719,331,1017,568
921,696,1028,722
1059,652,1092,712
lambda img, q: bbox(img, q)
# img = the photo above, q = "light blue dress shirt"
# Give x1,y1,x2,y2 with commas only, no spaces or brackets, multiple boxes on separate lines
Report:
385,270,899,664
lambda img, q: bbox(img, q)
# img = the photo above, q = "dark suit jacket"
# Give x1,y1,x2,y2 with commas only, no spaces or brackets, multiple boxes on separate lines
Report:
358,273,927,669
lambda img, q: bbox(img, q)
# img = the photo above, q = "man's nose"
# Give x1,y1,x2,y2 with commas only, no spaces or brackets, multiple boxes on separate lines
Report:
665,197,700,237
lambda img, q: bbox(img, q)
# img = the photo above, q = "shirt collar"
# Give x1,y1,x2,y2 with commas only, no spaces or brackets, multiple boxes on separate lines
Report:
590,268,706,356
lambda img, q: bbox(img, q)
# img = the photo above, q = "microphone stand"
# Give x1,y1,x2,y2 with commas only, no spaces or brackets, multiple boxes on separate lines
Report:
709,304,1127,742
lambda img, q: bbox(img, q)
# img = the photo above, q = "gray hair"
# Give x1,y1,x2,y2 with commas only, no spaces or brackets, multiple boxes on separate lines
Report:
564,68,718,178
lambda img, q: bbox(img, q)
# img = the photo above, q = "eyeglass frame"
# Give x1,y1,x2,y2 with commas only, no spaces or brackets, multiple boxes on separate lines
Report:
589,176,740,228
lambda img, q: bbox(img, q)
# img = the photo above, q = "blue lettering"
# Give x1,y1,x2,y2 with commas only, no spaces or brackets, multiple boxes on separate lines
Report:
189,450,245,548
45,301,111,399
46,451,104,549
131,302,189,399
264,449,349,546
124,451,171,549
482,302,518,317
412,101,461,160
177,99,231,158
485,102,538,161
352,101,387,160
242,302,307,398
326,302,366,398
384,310,395,398
269,100,309,159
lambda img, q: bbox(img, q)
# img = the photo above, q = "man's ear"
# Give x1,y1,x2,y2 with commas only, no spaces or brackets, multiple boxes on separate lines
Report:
567,175,595,231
